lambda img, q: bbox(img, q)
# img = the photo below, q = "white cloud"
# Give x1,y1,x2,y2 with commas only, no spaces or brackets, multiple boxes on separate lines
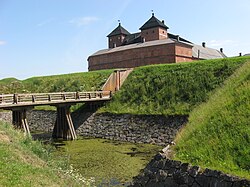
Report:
0,40,6,45
208,39,239,47
69,16,99,27
37,18,55,27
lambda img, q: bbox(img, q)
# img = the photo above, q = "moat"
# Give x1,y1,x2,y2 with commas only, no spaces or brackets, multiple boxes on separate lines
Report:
52,137,162,186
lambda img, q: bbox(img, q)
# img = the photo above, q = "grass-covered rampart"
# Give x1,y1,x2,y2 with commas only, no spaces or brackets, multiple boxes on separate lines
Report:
101,57,249,115
172,60,250,179
0,70,112,94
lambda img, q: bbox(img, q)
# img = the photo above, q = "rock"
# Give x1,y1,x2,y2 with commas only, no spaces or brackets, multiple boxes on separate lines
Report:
188,166,200,177
173,170,189,184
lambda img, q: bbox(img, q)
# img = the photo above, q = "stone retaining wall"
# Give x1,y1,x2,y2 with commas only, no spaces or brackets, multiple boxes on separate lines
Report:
0,111,187,146
131,153,250,187
0,111,56,132
27,110,56,132
75,113,188,146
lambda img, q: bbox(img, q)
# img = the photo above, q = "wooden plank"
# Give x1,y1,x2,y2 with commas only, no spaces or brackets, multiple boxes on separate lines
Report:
66,113,76,140
0,91,112,109
24,118,30,136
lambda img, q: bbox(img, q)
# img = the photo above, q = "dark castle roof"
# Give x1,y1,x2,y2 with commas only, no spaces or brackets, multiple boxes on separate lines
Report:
107,23,130,37
140,13,169,30
122,32,141,45
120,32,192,46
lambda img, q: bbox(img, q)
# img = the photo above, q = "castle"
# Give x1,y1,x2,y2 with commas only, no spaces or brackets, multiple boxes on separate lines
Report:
88,13,226,71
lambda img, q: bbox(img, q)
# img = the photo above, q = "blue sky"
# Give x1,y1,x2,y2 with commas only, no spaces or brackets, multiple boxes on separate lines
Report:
0,0,250,80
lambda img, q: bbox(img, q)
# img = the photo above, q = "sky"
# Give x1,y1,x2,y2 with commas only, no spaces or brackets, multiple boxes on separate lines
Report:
0,0,250,80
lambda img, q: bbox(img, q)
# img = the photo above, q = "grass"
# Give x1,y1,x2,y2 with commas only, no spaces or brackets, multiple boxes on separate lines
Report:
0,121,92,186
101,57,249,115
172,60,250,179
0,70,113,94
54,138,162,185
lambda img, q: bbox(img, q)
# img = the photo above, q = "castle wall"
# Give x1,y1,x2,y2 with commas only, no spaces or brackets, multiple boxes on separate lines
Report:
88,43,193,71
175,44,194,63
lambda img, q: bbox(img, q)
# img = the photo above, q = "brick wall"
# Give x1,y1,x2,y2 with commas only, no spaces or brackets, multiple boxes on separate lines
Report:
88,43,193,71
108,34,126,48
175,44,194,63
141,27,168,42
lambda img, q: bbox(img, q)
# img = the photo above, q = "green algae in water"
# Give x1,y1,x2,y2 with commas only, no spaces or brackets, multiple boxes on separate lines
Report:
54,138,162,185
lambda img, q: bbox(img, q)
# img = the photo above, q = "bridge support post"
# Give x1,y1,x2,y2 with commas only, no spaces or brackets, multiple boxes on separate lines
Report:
12,109,30,136
52,105,77,140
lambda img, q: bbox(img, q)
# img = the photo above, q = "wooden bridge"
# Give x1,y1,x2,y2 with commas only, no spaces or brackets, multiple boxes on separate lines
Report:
0,69,133,140
0,91,112,140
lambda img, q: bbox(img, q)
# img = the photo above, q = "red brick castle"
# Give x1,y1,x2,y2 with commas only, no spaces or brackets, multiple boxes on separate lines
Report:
88,13,226,71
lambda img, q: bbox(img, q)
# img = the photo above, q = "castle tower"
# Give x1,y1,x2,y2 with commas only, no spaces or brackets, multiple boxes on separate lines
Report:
107,22,130,49
140,13,169,42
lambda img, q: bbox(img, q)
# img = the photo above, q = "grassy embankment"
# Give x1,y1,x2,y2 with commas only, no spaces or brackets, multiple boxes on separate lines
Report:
0,70,112,93
100,56,250,179
173,60,250,179
0,70,112,111
101,57,248,115
0,120,93,186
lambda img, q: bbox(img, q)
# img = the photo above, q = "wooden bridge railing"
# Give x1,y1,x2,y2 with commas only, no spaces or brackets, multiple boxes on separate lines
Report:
0,91,112,108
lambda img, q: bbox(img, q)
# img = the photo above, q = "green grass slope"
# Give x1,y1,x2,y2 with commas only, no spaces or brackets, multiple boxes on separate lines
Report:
173,60,250,179
0,70,112,94
0,121,89,186
101,57,249,115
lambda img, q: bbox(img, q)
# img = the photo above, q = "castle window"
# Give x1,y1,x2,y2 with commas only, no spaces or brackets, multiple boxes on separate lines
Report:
152,30,155,33
146,32,148,34
118,36,120,39
110,38,112,41
163,31,164,33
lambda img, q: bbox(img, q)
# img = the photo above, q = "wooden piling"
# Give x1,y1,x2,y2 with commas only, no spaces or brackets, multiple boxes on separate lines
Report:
52,105,77,140
12,109,30,136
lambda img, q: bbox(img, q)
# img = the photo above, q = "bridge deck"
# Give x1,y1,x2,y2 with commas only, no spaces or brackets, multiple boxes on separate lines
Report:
0,91,112,109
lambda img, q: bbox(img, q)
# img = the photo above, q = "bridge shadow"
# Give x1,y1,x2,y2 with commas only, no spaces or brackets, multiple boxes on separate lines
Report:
29,101,106,141
72,101,105,130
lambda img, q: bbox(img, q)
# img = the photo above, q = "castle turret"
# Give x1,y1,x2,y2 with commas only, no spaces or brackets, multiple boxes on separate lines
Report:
107,23,130,49
140,13,169,42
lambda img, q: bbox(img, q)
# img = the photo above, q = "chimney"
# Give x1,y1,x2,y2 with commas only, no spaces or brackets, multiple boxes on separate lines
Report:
202,42,206,48
162,20,165,24
176,35,180,42
220,48,223,53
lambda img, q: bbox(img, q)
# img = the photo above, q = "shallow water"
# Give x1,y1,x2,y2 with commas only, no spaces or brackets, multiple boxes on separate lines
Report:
53,137,162,186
